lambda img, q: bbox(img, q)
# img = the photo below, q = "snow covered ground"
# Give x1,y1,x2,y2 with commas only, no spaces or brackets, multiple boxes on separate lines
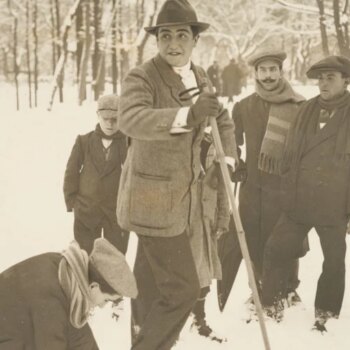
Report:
1,83,350,350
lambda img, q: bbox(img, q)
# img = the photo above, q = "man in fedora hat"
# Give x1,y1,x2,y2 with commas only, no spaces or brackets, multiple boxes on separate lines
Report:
0,238,137,349
261,55,350,332
230,48,306,321
117,0,236,348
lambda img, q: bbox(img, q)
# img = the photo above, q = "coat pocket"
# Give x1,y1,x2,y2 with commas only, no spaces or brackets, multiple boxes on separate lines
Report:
130,173,172,229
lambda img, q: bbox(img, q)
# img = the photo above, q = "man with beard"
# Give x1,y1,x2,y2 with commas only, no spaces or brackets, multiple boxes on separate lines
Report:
116,0,236,349
262,56,350,332
231,49,306,319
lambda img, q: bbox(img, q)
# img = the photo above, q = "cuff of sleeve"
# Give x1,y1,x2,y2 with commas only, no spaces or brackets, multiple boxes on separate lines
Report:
170,107,192,134
225,156,235,170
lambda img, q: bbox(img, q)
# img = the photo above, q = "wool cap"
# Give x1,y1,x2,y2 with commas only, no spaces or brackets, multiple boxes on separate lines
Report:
306,55,350,79
89,238,138,298
144,0,209,35
248,49,287,67
97,94,119,112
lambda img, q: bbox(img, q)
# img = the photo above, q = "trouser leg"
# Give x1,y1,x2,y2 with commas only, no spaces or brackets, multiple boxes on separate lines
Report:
102,216,129,254
73,217,100,254
314,223,347,316
131,232,201,350
262,213,310,306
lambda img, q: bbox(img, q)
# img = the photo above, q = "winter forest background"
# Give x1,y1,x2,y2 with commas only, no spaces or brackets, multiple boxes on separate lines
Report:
1,1,350,350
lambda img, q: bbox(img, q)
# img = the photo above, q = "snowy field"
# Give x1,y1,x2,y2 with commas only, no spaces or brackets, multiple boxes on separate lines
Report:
1,83,350,350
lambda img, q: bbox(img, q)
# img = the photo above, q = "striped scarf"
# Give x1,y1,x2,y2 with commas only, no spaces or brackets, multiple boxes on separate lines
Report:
58,241,92,328
255,78,305,175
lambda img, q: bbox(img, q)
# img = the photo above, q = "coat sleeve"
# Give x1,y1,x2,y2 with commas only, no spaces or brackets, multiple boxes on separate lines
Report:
63,136,83,212
118,67,180,141
215,179,230,231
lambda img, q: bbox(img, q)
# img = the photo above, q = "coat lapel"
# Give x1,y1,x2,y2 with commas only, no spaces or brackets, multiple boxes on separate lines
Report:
153,55,191,107
302,111,342,156
89,133,105,175
101,134,126,177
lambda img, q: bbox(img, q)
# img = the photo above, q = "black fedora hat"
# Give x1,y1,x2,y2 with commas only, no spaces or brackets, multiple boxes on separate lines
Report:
144,0,210,35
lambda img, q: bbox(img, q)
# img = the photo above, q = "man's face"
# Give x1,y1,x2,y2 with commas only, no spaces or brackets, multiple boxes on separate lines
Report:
89,283,121,308
157,25,197,67
98,110,119,136
317,71,348,100
255,60,282,91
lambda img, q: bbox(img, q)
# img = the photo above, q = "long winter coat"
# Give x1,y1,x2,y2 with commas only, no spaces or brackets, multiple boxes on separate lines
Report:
63,129,127,230
233,93,302,265
281,97,350,225
117,54,236,238
0,253,98,350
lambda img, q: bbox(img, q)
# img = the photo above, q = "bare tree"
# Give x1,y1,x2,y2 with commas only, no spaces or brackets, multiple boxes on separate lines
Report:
316,0,330,56
25,0,32,108
32,0,38,107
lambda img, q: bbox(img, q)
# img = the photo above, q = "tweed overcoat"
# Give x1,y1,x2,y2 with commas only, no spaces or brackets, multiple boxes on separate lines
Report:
281,97,350,226
0,253,98,350
64,129,127,230
117,54,236,237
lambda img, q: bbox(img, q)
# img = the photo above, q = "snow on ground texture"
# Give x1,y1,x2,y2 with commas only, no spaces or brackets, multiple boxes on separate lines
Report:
1,83,350,350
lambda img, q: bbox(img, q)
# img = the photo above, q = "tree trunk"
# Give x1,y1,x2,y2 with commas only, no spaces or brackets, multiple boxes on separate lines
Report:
315,0,330,56
54,0,63,102
26,0,32,108
47,0,83,111
92,0,103,100
32,0,38,107
111,0,118,93
333,0,350,56
76,0,84,80
50,0,57,75
8,0,20,110
78,0,91,105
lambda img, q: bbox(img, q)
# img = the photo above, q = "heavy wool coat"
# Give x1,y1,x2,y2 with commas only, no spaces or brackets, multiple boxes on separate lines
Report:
64,129,127,230
281,97,350,225
233,93,302,265
117,54,236,238
0,253,98,350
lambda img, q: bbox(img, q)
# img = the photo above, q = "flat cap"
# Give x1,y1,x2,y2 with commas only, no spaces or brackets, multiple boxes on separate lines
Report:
247,49,287,67
306,55,350,79
89,238,138,298
97,94,119,111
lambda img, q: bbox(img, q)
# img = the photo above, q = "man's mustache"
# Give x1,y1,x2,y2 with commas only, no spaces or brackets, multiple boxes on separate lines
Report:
261,78,276,83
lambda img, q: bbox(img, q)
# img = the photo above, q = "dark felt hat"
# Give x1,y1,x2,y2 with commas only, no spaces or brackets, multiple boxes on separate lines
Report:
97,94,119,111
89,238,138,298
144,0,210,35
306,55,350,79
247,49,287,67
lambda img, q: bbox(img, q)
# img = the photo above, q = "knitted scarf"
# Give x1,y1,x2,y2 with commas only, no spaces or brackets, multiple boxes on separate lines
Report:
284,91,350,167
58,241,92,329
255,78,305,175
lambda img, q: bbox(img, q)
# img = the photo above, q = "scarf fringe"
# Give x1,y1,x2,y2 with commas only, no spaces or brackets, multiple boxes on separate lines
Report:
258,153,282,175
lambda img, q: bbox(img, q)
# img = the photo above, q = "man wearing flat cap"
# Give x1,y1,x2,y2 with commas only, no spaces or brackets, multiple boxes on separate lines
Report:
64,94,129,255
0,238,137,349
117,0,236,348
262,55,350,332
230,48,306,319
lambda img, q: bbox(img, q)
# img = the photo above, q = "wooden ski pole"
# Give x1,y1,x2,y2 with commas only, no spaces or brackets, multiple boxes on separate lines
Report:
209,116,271,350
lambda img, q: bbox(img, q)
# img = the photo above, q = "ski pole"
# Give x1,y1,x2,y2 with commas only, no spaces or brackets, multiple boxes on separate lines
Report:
209,113,271,350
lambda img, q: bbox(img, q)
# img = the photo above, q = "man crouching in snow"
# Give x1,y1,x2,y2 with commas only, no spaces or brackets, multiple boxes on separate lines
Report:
0,238,137,349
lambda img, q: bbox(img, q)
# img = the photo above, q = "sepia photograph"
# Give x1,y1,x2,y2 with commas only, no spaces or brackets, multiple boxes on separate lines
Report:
1,0,350,349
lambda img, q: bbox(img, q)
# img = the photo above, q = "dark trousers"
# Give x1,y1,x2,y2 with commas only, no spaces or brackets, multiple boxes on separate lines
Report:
262,213,347,316
131,232,200,350
74,215,129,255
240,188,302,291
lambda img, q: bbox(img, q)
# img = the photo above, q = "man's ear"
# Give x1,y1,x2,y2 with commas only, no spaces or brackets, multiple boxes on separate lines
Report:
89,282,99,290
194,35,199,45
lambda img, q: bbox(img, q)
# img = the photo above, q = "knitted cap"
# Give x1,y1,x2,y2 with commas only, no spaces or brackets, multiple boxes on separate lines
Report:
97,94,119,111
144,0,209,35
89,238,138,298
306,55,350,79
248,49,287,67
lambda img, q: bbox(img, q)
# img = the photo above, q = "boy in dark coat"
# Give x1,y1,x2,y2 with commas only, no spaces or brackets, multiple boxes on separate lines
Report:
63,95,129,254
262,56,350,332
0,238,137,350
